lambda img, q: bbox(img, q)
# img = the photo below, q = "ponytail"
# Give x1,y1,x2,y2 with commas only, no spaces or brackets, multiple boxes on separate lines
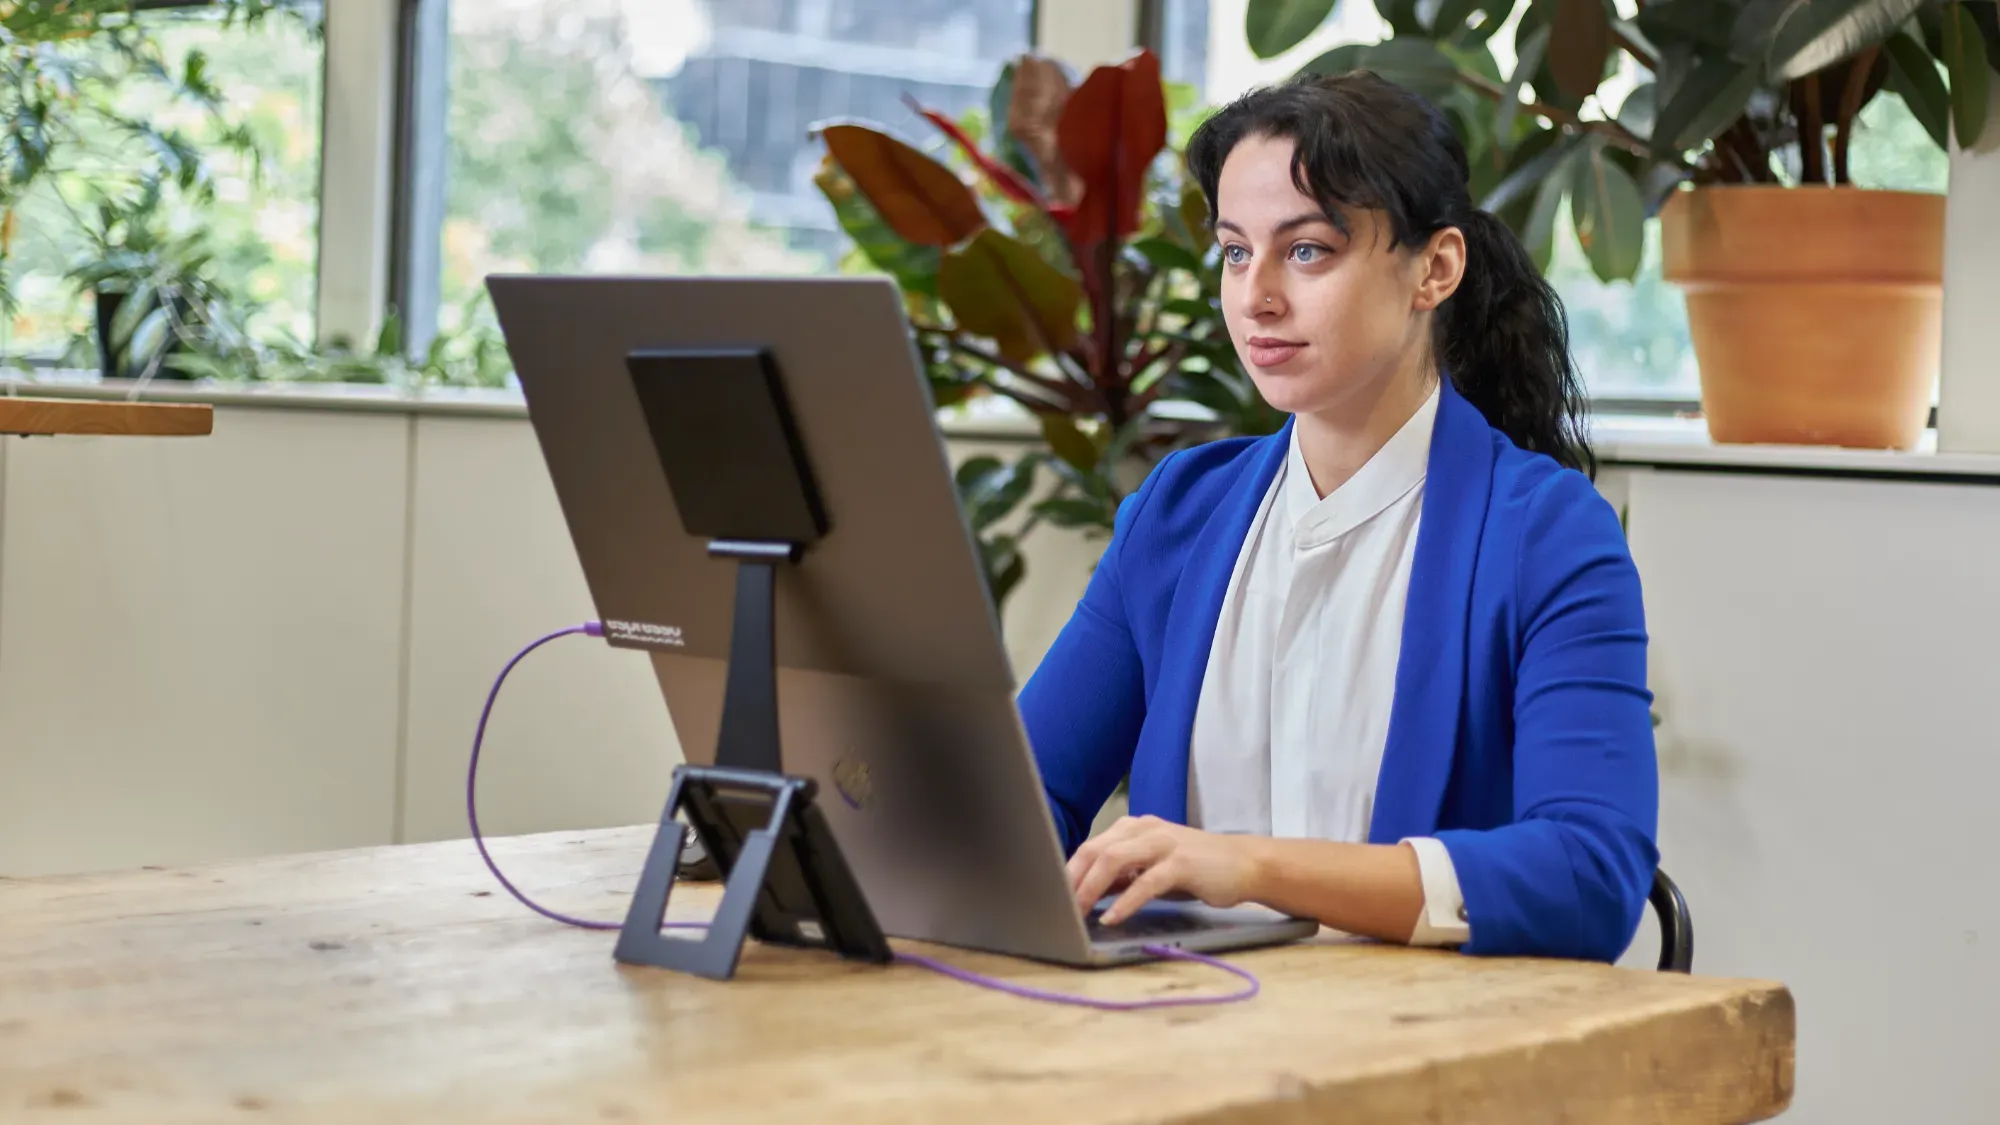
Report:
1439,211,1593,476
1186,71,1595,476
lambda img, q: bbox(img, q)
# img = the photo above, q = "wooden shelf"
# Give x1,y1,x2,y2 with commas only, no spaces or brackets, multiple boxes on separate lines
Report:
0,396,213,437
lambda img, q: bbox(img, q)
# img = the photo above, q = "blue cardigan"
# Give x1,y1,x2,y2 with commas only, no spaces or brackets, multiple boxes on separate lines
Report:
1018,382,1659,962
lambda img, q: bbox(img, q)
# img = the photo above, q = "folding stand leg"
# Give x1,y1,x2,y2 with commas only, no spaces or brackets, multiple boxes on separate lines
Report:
614,773,798,980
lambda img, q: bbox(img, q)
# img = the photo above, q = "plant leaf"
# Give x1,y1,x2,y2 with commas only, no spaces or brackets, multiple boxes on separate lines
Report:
1439,39,1505,85
1178,175,1210,245
1570,141,1647,281
1040,415,1103,473
1884,29,1952,149
1481,127,1579,212
1033,495,1117,530
959,455,1041,532
1945,1,1992,146
814,156,943,296
1652,56,1761,152
1130,235,1205,275
1510,0,1584,112
938,228,1083,363
908,97,1041,205
988,60,1039,184
979,531,1028,607
1974,1,2000,70
1057,50,1169,246
1301,42,1368,75
1730,0,1926,81
376,309,403,357
819,123,986,247
1377,0,1429,35
127,305,173,373
1304,37,1462,101
1008,55,1082,207
1246,0,1339,58
1164,296,1219,322
1522,166,1569,273
955,455,1004,493
1489,128,1572,271
1498,25,1551,139
1428,0,1511,42
108,281,157,351
1549,0,1615,101
1636,0,1738,54
1618,81,1660,140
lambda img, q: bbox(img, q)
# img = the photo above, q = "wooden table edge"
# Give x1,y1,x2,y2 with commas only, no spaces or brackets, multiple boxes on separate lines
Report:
0,396,215,437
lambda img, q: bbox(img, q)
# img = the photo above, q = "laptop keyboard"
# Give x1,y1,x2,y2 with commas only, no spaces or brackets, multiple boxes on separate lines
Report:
1086,907,1213,943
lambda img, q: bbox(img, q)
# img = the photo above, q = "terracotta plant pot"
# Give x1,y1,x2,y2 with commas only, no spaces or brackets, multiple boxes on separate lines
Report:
1659,186,1945,449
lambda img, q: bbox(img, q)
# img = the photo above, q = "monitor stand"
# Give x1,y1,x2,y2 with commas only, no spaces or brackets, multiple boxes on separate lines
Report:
611,348,892,980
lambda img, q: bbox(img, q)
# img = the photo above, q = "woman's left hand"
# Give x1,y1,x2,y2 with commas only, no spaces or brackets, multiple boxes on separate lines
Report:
1067,815,1261,925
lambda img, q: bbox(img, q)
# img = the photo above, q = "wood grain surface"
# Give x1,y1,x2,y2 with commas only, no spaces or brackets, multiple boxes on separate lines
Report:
0,397,213,436
0,827,1794,1124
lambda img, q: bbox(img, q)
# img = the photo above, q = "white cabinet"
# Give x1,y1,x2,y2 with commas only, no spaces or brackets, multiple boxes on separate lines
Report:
0,409,409,874
1624,467,2000,1123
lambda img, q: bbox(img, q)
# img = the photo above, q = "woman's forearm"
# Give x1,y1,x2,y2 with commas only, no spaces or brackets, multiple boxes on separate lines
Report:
1238,838,1427,944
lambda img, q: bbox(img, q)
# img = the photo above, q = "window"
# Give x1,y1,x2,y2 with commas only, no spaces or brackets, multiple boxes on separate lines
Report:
436,0,1035,342
2,6,323,366
1179,1,1951,402
1147,0,1213,99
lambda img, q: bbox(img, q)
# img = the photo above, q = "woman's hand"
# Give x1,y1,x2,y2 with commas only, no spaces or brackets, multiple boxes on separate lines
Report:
1067,815,1262,925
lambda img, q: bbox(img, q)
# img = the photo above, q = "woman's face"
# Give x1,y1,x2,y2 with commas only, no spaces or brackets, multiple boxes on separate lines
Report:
1213,133,1461,418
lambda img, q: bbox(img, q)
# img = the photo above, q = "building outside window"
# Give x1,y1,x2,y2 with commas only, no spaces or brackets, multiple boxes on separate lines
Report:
439,0,1034,340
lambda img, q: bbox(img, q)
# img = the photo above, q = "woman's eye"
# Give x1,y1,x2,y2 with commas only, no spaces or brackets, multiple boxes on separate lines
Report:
1222,244,1249,265
1290,243,1325,263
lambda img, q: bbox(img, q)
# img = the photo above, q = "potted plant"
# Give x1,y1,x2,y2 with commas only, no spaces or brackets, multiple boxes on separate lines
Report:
811,50,1280,608
1244,0,2000,448
62,178,254,381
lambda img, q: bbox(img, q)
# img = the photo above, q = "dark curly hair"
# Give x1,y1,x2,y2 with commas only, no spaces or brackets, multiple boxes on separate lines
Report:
1185,70,1593,476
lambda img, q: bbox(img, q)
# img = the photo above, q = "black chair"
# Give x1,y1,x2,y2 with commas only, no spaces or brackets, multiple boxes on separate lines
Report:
1650,868,1694,972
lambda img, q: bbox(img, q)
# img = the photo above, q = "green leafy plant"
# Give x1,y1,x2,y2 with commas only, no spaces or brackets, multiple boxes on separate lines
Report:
63,173,511,388
0,1,305,317
9,2,508,390
813,50,1282,608
1243,0,2000,283
269,303,516,388
62,175,260,381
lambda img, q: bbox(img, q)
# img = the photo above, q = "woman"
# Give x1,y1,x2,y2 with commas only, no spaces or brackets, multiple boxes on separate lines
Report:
1018,72,1657,963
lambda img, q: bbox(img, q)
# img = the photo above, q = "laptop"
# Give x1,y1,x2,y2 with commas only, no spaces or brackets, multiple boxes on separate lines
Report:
488,275,1318,966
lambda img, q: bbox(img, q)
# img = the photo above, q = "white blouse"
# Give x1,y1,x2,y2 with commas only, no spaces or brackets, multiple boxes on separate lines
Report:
1186,387,1469,946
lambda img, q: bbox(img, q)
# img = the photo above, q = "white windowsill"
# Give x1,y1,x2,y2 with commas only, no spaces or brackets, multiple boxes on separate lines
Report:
7,376,2000,481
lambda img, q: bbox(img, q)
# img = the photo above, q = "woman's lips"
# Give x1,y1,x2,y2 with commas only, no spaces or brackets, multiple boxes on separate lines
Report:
1246,337,1306,368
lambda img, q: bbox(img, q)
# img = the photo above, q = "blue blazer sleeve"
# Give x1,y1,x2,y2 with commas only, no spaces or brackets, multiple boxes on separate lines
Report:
1016,462,1167,855
1435,471,1660,962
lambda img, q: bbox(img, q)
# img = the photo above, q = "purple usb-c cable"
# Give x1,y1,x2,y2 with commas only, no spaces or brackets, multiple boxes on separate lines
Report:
468,623,1260,1010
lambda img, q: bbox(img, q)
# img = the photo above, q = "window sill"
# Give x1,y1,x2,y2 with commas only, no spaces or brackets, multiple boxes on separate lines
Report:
1594,414,2000,484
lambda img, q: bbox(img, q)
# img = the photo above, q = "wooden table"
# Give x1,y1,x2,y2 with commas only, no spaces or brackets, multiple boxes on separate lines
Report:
0,828,1794,1124
0,396,213,437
